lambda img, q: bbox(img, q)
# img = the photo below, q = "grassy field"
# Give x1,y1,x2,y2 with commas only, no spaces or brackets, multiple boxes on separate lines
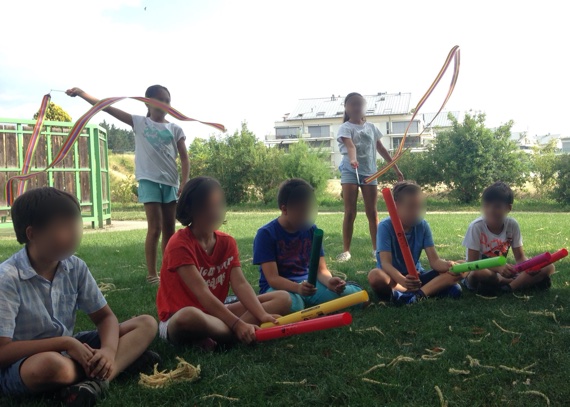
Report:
1,212,569,406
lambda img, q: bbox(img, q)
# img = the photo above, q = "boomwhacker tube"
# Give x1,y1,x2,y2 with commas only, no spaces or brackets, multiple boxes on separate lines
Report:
450,256,507,273
260,290,368,328
514,252,551,273
307,228,324,286
381,188,419,278
527,248,568,273
256,313,353,342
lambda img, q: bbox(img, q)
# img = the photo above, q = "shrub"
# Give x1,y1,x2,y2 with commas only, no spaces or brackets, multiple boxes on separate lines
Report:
552,154,570,204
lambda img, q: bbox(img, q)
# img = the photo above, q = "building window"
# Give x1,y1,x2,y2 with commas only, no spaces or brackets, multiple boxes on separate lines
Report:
308,125,330,138
392,136,421,150
391,121,419,134
307,140,331,150
276,127,300,139
562,141,570,153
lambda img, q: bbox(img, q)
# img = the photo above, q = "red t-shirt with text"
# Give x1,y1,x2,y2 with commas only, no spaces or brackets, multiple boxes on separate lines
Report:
156,227,241,322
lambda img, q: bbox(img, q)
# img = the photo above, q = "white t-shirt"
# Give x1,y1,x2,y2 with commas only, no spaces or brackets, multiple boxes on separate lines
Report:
462,216,523,259
132,115,186,187
337,122,382,176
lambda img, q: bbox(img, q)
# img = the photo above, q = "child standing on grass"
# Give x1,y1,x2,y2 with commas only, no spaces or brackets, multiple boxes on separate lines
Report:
67,86,189,285
0,188,160,406
156,177,291,348
253,178,363,313
462,182,555,295
368,181,462,304
337,92,404,262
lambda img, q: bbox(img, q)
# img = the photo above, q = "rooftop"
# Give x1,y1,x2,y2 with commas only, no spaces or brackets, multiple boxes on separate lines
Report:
422,111,460,128
284,92,412,121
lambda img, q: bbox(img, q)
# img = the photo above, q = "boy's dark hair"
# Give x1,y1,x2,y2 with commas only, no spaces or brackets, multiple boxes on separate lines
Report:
343,92,365,123
145,85,171,117
11,187,81,244
482,181,514,205
393,181,422,203
277,178,315,209
177,176,222,226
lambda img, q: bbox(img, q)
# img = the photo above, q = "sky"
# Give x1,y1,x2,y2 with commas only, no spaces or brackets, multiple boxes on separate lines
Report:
0,0,567,142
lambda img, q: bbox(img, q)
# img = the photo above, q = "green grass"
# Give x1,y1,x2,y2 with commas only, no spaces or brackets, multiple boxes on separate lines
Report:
1,212,570,406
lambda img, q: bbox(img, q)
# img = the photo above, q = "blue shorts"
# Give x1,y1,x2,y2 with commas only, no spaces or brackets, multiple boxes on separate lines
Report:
340,168,378,186
418,270,462,298
0,331,100,396
138,179,178,204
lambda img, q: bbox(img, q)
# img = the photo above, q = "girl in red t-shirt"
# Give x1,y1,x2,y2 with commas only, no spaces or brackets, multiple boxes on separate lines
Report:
156,177,291,346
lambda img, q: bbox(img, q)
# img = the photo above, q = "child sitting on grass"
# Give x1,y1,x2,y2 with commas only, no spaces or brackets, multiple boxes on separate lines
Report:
462,181,555,295
156,177,291,348
0,188,160,406
253,178,363,313
368,181,462,304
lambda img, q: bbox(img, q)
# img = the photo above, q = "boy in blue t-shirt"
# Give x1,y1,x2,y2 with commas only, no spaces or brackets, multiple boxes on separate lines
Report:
253,179,362,312
368,181,462,304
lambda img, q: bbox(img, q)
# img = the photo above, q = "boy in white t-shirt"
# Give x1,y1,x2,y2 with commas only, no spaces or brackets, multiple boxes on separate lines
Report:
462,182,555,295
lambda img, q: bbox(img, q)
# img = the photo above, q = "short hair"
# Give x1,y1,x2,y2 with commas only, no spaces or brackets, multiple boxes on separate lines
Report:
393,181,422,203
482,181,514,205
176,176,222,226
11,187,81,244
277,178,315,209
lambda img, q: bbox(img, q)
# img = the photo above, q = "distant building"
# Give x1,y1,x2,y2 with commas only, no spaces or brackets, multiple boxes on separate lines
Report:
267,92,459,168
510,132,563,153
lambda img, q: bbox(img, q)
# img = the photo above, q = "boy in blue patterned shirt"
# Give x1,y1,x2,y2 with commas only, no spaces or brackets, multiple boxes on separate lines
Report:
0,188,159,406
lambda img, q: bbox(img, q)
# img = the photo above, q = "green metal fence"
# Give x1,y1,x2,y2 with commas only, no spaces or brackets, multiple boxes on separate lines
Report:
0,118,111,228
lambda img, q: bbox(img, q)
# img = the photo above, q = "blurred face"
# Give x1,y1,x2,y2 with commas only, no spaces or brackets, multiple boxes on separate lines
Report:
29,217,82,261
194,187,226,231
396,192,425,228
345,95,366,122
147,88,170,120
482,201,511,227
282,199,317,231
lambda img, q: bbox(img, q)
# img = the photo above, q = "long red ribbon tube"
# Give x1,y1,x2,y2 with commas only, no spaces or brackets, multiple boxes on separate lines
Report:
381,187,418,278
527,248,568,273
255,312,352,342
5,96,225,205
364,45,461,184
514,252,551,273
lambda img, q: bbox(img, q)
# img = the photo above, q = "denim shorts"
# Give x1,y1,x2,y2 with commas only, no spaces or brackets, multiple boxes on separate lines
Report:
340,168,378,186
138,179,178,204
0,331,100,396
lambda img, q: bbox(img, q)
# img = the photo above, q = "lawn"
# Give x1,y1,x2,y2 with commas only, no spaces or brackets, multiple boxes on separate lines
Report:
1,212,569,406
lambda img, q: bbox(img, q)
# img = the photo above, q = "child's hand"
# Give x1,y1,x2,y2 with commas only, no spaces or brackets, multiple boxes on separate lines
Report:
498,265,516,279
258,313,279,326
403,274,422,291
66,338,95,375
66,87,84,97
297,281,317,296
326,277,347,294
232,320,257,345
350,160,359,169
85,344,115,380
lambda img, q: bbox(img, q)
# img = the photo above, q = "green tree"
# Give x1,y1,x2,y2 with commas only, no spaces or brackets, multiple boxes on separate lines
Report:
281,141,330,193
430,112,528,203
530,138,559,196
34,102,72,122
552,155,570,205
100,120,135,152
376,151,438,189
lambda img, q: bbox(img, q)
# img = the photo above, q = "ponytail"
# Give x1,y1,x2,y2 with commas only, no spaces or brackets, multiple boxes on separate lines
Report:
343,92,364,123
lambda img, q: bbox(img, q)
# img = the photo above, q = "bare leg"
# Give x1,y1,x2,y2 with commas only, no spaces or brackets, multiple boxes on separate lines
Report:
167,307,233,344
109,315,158,380
226,291,292,323
20,352,83,393
341,183,359,253
361,185,379,250
420,273,461,297
143,203,162,279
160,201,177,254
510,264,555,291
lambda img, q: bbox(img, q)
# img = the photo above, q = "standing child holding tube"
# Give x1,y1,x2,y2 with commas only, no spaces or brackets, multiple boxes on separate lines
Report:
253,178,363,313
368,181,462,304
156,177,291,348
66,86,189,285
336,92,404,262
462,182,555,295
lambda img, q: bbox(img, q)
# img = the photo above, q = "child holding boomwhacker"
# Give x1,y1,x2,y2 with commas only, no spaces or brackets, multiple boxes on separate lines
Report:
253,179,363,313
462,182,556,295
368,182,462,304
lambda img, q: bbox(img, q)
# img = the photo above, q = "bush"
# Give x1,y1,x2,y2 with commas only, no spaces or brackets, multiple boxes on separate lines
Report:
376,151,439,189
282,142,330,193
552,155,570,204
111,174,138,204
530,140,558,196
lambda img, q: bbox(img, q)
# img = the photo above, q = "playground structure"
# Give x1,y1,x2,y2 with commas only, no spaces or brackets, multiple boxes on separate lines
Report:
0,118,111,229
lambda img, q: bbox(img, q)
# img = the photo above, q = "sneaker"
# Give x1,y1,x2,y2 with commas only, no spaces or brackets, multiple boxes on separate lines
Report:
61,379,108,407
392,290,426,305
123,350,162,376
372,250,377,260
336,252,351,262
224,295,239,304
437,284,463,299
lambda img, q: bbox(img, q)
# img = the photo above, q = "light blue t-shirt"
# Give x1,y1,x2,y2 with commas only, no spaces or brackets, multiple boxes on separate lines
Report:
337,122,382,176
376,217,435,275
